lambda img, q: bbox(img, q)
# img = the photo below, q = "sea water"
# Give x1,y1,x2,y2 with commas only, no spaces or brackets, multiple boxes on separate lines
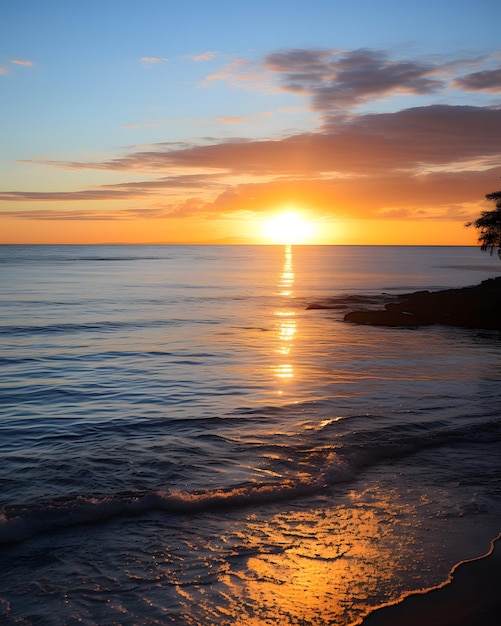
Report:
0,244,500,625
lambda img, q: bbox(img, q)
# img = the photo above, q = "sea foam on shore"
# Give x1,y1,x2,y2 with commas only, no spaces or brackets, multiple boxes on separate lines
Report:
360,533,501,626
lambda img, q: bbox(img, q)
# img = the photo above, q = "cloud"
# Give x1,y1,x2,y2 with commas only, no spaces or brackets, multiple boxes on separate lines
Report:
159,197,207,218
0,174,224,207
122,122,161,130
0,207,172,221
4,46,501,230
140,57,168,66
1,209,131,221
453,67,501,92
0,199,214,221
217,115,248,124
3,164,498,223
318,104,501,169
205,48,500,119
197,165,501,222
10,59,33,67
102,173,223,191
264,48,443,111
203,59,277,92
216,111,273,124
188,51,217,62
38,105,500,177
1,59,34,75
0,189,146,202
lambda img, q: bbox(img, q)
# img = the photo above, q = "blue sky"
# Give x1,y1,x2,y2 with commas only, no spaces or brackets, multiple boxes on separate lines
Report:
1,0,501,243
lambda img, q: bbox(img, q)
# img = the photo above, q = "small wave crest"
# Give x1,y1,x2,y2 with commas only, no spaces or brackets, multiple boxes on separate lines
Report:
2,414,499,547
0,454,351,546
0,318,219,336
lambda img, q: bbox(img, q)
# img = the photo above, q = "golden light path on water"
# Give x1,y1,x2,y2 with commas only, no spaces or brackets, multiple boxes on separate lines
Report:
272,245,297,387
2,246,500,626
166,482,425,626
217,498,411,626
110,245,494,626
162,246,431,626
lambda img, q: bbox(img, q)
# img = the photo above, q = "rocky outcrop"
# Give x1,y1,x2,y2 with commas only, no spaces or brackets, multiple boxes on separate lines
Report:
343,277,501,330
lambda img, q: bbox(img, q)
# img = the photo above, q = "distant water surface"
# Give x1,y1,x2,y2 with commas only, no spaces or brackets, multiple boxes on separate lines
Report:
0,245,500,625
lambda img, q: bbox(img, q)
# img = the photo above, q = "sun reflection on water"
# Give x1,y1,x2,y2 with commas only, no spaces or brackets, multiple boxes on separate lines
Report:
173,485,419,626
278,245,295,296
272,245,297,388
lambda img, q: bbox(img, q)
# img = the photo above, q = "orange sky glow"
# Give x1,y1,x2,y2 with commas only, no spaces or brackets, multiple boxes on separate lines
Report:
1,2,500,245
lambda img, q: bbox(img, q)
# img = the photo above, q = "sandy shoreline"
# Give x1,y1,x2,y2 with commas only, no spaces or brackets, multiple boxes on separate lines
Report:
358,533,501,625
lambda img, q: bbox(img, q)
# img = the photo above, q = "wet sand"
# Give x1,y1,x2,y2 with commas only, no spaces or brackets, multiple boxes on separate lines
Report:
360,534,501,626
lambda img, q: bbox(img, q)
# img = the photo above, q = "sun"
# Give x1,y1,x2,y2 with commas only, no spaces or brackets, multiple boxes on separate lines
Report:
262,211,314,244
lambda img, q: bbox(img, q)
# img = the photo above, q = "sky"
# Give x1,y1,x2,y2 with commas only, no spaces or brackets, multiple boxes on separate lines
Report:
1,0,501,244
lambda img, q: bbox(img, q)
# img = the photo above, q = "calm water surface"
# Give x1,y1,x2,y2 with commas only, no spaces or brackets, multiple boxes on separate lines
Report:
0,245,500,625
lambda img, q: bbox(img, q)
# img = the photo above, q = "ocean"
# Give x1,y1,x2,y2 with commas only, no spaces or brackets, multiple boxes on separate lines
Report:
1,244,500,625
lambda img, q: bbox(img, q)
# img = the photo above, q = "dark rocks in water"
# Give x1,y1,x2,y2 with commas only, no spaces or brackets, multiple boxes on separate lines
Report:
306,303,347,310
306,294,395,311
343,276,501,330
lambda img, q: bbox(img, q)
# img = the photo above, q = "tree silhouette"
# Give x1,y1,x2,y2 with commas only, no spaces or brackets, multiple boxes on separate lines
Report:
466,190,501,259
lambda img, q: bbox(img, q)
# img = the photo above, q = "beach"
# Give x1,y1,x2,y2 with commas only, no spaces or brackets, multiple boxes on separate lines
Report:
342,276,501,625
1,244,500,625
360,534,501,625
3,1,501,622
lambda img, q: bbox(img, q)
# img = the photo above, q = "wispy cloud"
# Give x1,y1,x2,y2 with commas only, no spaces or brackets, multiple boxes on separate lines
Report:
0,173,224,205
10,59,33,67
201,168,500,221
217,115,247,124
188,51,217,62
139,56,168,66
203,59,277,92
1,59,34,75
122,122,161,130
33,105,500,176
0,189,146,202
3,163,498,223
0,198,220,221
453,67,501,92
216,111,273,124
102,173,223,190
0,207,174,221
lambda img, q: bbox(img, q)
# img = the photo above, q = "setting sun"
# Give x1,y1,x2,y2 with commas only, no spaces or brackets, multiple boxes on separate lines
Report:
262,211,315,244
